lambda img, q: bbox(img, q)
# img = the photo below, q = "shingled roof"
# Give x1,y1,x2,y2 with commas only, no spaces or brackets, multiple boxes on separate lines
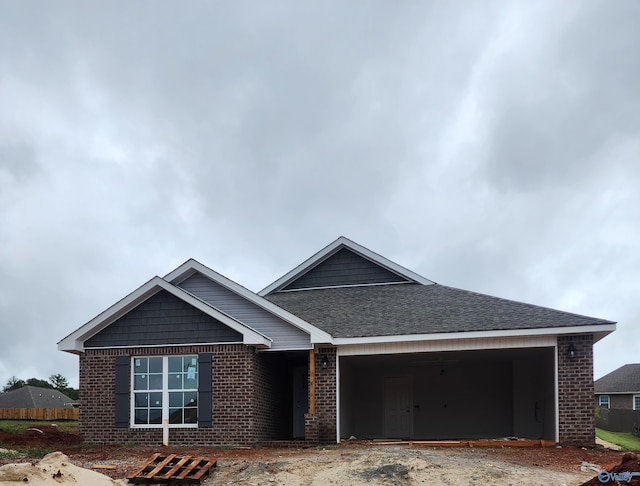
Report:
595,364,640,394
264,283,615,339
0,385,76,408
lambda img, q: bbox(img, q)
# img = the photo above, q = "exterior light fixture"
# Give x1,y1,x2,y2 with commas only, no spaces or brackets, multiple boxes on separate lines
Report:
568,344,576,359
321,355,329,369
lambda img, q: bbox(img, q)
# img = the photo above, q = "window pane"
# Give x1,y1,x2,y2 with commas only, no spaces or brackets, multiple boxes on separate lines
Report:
135,409,148,424
149,392,162,407
134,393,149,407
184,408,197,424
134,358,148,372
149,408,162,424
168,373,183,390
148,374,163,390
169,408,183,424
185,368,197,388
184,391,197,407
169,392,183,408
168,356,183,373
148,357,163,373
134,375,148,390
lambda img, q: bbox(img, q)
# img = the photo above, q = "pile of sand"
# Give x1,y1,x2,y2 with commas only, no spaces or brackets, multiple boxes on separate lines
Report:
0,451,127,485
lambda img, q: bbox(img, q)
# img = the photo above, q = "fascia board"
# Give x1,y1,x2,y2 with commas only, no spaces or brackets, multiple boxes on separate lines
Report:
595,391,640,395
258,236,434,296
165,259,333,344
331,323,617,346
58,277,271,353
58,276,166,353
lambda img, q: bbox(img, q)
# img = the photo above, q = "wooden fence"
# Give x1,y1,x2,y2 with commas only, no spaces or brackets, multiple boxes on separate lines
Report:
596,406,640,435
0,407,78,421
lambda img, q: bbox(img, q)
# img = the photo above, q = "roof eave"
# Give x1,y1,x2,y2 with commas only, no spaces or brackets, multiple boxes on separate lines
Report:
331,323,617,346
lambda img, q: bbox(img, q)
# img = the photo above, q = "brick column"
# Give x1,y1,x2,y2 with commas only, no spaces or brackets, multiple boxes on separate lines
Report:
557,334,595,446
314,347,337,444
304,413,318,444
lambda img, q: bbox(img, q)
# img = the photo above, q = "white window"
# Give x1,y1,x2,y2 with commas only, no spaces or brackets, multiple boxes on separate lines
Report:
599,395,610,409
132,355,198,427
634,395,640,411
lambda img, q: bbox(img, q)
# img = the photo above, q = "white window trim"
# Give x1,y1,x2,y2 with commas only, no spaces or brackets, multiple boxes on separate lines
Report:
599,395,610,409
633,394,640,411
130,356,198,429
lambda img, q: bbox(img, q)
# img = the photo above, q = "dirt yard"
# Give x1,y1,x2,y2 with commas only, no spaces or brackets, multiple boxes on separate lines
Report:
0,426,637,485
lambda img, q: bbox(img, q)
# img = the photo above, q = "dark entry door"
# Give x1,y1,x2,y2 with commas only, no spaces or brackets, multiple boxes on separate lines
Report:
383,375,413,439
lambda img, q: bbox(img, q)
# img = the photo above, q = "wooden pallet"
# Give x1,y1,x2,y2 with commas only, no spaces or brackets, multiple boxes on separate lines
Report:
127,453,217,484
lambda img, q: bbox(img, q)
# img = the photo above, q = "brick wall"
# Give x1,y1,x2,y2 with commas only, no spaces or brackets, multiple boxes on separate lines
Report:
79,345,271,446
557,334,595,446
313,347,337,444
594,394,634,410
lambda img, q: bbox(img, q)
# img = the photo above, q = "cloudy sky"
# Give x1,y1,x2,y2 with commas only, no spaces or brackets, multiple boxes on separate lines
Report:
1,1,638,389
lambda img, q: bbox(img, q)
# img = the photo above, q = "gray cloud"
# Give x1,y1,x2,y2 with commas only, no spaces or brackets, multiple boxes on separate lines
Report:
0,1,638,386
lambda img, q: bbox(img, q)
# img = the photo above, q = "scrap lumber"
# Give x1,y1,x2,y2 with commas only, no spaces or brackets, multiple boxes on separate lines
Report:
127,453,217,484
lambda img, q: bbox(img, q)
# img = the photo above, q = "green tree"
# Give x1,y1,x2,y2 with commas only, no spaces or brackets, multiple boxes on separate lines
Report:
26,377,53,389
49,374,69,390
3,376,26,392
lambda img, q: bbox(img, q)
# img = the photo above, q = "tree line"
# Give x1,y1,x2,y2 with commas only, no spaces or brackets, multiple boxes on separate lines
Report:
2,374,79,400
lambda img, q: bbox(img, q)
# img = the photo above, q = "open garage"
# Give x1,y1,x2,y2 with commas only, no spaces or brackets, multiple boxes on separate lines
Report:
339,347,556,441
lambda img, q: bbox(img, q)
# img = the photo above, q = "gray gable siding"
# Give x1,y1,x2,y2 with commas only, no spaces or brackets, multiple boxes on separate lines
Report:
85,290,242,347
178,273,311,350
280,248,409,291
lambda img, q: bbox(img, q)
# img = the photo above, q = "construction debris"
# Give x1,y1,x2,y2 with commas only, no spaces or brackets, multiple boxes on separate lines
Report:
127,453,217,485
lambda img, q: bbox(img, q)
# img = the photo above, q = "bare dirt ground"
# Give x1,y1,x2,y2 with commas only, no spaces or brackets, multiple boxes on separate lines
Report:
1,426,637,485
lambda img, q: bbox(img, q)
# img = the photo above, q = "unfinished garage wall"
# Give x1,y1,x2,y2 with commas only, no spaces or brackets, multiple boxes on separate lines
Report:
557,334,595,446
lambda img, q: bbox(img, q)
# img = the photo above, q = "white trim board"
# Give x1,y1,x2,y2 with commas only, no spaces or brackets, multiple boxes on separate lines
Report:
337,335,557,357
332,323,616,347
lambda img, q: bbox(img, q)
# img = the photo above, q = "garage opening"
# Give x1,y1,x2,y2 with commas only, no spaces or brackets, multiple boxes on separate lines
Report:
339,348,555,441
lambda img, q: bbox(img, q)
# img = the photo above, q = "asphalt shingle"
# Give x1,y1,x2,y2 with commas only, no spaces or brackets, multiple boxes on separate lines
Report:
595,364,640,393
265,283,614,338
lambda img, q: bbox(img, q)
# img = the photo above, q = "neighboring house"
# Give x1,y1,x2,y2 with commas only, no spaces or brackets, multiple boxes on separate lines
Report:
58,237,616,447
0,385,77,409
595,364,640,410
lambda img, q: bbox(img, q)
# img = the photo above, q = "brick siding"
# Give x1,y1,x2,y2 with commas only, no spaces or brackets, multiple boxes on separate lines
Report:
313,347,337,444
557,334,595,446
79,345,279,446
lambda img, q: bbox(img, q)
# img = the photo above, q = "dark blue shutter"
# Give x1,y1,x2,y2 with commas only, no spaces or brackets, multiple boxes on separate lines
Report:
114,355,130,428
198,353,213,428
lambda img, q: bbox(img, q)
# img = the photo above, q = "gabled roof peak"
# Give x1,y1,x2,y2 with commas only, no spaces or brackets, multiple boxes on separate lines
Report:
259,236,435,296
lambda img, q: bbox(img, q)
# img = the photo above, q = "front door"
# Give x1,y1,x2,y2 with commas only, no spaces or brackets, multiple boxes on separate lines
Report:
383,375,413,439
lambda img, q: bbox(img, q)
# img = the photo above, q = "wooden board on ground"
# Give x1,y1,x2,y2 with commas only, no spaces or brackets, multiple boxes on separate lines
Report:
127,453,217,484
